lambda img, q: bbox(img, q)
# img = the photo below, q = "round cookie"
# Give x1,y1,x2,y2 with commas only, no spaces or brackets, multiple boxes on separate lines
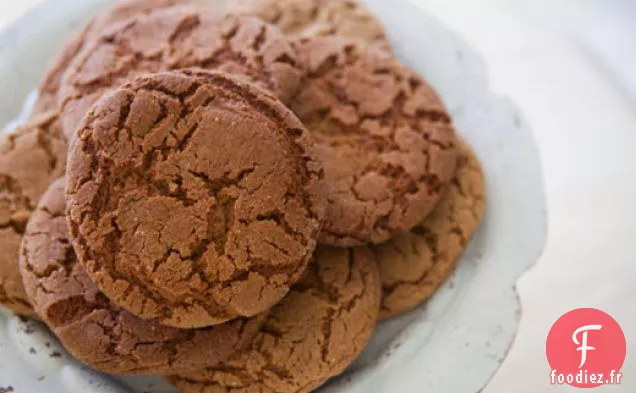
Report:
169,245,381,393
372,138,485,320
58,5,305,139
0,111,66,317
33,0,211,114
66,70,325,329
20,178,266,375
291,37,458,247
227,0,391,51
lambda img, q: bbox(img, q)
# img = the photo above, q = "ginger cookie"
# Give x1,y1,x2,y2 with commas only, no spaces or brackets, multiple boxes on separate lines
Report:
66,70,325,329
373,138,485,320
228,0,390,51
20,178,266,375
169,245,381,393
58,5,305,139
33,0,211,114
0,111,66,317
291,37,458,247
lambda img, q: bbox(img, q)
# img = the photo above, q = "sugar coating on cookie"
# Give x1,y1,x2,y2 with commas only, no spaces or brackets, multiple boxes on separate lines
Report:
291,37,458,246
66,70,325,329
58,5,304,139
33,0,210,115
372,138,485,319
20,179,266,375
229,0,390,51
170,245,381,393
0,111,66,317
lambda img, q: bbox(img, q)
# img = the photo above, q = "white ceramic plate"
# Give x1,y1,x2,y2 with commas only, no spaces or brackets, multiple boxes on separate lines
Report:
0,1,547,392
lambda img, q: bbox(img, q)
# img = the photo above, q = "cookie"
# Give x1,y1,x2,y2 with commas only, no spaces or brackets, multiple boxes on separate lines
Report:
58,5,305,140
20,178,266,375
290,37,458,247
0,111,66,317
169,245,381,393
228,0,390,51
33,0,210,114
66,70,325,329
373,138,485,319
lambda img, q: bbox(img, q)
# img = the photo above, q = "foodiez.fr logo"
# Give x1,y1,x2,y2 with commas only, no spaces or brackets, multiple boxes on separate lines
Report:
546,308,626,388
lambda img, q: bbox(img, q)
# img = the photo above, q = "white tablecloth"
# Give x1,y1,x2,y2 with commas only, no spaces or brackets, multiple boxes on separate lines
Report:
2,1,635,392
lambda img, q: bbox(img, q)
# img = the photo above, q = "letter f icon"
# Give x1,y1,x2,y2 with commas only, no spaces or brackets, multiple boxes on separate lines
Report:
573,325,603,368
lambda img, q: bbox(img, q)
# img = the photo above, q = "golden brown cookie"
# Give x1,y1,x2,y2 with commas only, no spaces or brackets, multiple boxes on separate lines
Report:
20,178,266,375
228,0,390,51
33,0,210,114
169,245,381,393
291,37,458,247
58,5,305,140
372,138,485,320
66,70,325,329
0,112,66,317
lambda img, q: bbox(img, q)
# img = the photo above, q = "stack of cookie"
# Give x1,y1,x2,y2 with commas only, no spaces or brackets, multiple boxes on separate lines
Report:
0,0,486,392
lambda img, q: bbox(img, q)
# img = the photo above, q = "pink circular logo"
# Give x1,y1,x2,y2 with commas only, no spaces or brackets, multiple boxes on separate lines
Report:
546,308,626,388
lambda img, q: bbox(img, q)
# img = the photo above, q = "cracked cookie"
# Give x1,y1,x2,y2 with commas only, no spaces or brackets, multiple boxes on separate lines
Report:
66,70,326,329
33,0,211,115
58,4,305,140
372,138,485,319
20,178,266,375
291,37,458,247
169,245,381,393
227,0,390,51
0,111,66,317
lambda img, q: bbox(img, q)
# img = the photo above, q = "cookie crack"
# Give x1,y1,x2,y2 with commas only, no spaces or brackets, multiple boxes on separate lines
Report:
253,24,267,52
35,129,60,173
320,308,336,363
169,13,201,44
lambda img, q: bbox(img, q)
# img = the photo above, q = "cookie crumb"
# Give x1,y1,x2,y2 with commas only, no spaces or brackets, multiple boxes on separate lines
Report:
29,347,36,354
49,351,62,358
37,377,45,382
22,322,36,334
0,386,14,393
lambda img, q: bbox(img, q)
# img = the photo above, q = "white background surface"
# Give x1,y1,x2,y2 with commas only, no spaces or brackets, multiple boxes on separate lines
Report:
1,0,635,392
